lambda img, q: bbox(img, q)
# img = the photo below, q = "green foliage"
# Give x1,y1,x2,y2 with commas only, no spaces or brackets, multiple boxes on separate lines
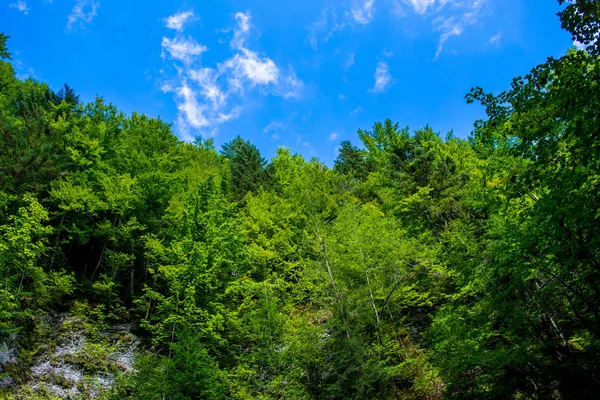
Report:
558,0,600,55
0,33,11,60
1,5,600,397
333,140,373,181
221,136,267,199
112,326,226,400
0,194,74,336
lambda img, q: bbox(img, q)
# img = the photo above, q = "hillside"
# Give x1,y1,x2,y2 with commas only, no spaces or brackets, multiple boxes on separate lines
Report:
1,2,600,398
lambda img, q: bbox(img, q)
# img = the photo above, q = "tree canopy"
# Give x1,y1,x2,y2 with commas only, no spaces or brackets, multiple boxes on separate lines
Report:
1,2,600,398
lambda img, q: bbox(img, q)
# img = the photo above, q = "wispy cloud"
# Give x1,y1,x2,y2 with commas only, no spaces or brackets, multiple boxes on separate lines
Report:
390,0,405,17
395,0,486,58
434,16,463,58
370,61,394,93
433,0,483,58
161,37,207,64
402,0,436,15
264,120,287,134
224,50,278,86
12,55,37,80
66,0,99,33
350,0,375,25
225,13,302,97
329,131,339,141
488,32,501,46
161,11,303,140
165,10,196,31
350,106,363,115
10,0,28,14
307,7,346,50
345,53,356,69
307,1,375,50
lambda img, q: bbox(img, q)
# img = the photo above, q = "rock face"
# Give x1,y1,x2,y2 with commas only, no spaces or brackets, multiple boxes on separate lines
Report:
0,312,139,399
0,336,17,389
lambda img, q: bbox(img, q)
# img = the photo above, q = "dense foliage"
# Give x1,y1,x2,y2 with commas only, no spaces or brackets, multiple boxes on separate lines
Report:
1,1,599,398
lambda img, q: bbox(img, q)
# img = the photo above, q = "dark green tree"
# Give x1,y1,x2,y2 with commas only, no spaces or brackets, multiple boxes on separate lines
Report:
558,0,600,55
0,33,10,60
221,136,266,199
333,140,372,181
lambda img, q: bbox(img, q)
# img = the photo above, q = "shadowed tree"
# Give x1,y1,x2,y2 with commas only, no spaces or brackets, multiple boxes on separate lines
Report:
221,136,266,199
333,140,373,181
0,33,10,60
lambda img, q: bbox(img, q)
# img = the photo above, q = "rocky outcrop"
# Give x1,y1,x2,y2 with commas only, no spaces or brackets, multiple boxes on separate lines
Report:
0,313,139,399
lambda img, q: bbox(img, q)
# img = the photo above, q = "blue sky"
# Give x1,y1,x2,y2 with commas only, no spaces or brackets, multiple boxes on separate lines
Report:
2,0,576,164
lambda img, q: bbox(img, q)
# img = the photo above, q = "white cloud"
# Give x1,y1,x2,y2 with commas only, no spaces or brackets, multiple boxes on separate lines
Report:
224,12,280,88
273,68,304,98
393,0,485,58
307,7,346,50
177,83,209,129
165,11,195,31
350,106,363,115
10,0,28,14
161,37,207,64
434,17,463,58
12,57,37,80
345,53,355,69
224,49,278,86
232,12,251,48
329,132,339,141
235,12,251,32
161,11,303,139
391,0,405,17
370,61,394,93
189,68,226,108
402,0,436,15
351,0,375,24
488,32,501,46
66,0,99,32
574,40,586,51
307,1,376,49
433,0,484,58
264,120,286,133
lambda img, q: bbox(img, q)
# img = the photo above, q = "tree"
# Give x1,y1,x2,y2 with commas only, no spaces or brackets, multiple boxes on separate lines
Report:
52,83,80,106
333,140,372,181
0,33,10,60
558,0,600,55
221,136,266,199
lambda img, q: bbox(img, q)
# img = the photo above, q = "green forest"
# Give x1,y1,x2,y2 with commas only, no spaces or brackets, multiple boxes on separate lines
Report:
1,1,600,399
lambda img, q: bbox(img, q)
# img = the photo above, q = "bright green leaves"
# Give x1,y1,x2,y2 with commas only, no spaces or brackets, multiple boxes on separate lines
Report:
100,174,140,216
3,4,600,396
242,189,308,281
0,194,74,335
446,6,600,396
140,178,244,353
50,179,105,213
119,328,228,400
